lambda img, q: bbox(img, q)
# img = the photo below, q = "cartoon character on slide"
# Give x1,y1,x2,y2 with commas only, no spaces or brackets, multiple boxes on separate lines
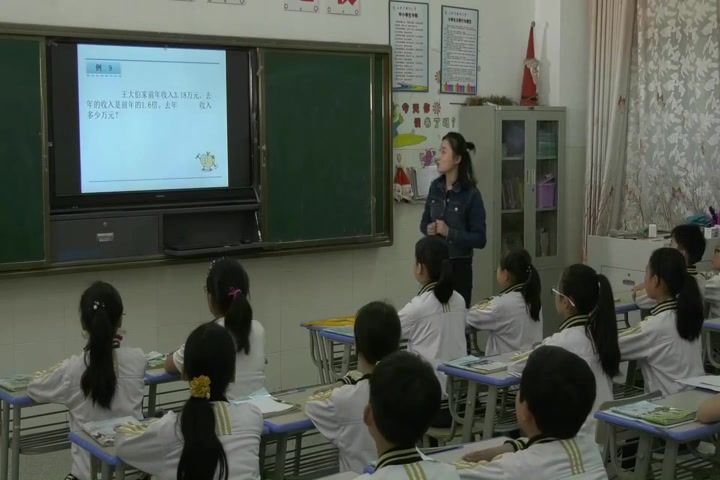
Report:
197,152,217,171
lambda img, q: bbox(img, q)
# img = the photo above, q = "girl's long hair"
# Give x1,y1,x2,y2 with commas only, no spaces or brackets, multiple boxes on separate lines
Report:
177,323,236,480
79,281,123,409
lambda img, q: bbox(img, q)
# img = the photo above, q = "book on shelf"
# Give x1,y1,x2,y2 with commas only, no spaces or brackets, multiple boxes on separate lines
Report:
537,228,549,257
611,400,695,426
501,177,524,210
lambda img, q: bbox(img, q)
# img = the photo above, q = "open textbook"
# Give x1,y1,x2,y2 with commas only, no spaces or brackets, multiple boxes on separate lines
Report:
82,417,142,447
232,387,299,418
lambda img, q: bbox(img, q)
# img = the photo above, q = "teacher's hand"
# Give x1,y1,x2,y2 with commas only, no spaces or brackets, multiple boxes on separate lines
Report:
427,222,438,235
436,219,449,237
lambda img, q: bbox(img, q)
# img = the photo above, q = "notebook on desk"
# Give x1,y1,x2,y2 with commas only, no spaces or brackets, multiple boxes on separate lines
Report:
0,374,32,392
82,417,142,447
611,400,696,426
323,326,355,337
146,351,167,370
232,388,300,418
447,356,508,374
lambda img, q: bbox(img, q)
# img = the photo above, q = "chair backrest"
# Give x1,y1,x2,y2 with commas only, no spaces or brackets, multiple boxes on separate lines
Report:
594,390,663,445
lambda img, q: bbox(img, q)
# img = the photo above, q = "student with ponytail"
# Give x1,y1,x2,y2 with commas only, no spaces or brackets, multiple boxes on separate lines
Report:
399,235,467,427
165,258,266,400
619,248,704,396
464,264,620,462
466,248,543,355
28,282,146,480
117,323,264,480
420,131,487,307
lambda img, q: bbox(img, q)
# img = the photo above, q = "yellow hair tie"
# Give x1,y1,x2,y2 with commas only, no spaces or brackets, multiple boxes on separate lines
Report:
189,375,211,399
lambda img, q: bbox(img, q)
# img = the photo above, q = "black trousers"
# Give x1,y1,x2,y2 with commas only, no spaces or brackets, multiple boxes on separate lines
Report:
451,257,473,308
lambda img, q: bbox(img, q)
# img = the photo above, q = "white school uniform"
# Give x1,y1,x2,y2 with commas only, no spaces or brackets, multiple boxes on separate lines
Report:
618,300,704,396
635,266,705,309
27,345,147,480
304,376,375,473
704,271,720,318
115,401,263,480
399,282,468,395
508,315,612,437
458,436,607,480
466,284,543,356
173,318,266,400
352,448,460,480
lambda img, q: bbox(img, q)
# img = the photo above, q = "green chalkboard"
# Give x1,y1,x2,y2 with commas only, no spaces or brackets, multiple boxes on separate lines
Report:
260,49,390,245
0,38,46,266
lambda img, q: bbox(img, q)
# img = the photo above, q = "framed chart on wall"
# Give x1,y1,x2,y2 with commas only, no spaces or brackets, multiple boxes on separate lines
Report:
389,1,429,92
440,5,479,95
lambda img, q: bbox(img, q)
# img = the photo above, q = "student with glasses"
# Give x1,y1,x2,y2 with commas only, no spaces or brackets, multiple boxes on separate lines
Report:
505,264,620,440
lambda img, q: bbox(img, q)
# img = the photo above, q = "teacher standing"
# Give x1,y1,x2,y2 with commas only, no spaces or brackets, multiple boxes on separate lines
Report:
420,132,487,307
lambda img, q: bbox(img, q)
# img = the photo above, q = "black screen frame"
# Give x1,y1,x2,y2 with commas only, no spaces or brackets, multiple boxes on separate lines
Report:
47,38,258,212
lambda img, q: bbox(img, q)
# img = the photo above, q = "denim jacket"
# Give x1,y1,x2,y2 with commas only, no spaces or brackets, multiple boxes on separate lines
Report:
420,177,487,259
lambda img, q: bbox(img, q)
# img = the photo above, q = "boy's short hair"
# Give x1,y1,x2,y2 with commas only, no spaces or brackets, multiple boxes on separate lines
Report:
369,351,441,446
672,224,706,266
354,301,401,364
519,346,596,439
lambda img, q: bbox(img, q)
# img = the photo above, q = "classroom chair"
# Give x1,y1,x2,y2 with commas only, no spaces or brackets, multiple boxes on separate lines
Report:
595,390,662,480
423,378,518,447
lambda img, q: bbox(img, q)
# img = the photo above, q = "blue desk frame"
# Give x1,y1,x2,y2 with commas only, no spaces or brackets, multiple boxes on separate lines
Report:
0,370,181,480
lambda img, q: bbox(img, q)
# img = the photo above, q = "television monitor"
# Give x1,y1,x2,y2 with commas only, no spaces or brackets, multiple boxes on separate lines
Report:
48,40,256,211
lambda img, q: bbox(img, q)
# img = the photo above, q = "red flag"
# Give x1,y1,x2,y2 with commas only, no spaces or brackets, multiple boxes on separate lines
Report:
520,21,539,106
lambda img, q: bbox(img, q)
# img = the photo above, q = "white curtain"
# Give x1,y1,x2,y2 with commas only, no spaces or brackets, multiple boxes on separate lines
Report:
583,0,636,259
621,0,720,230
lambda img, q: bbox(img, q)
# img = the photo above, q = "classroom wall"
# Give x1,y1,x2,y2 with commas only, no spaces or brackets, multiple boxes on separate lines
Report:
0,0,589,390
0,0,390,44
535,0,589,265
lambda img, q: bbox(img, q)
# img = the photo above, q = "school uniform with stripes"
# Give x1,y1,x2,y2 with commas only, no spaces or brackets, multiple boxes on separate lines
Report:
304,376,375,473
458,435,607,480
618,300,704,396
115,401,264,480
352,448,460,480
398,282,467,395
703,271,720,318
466,284,543,356
635,265,705,310
172,318,266,401
27,341,147,480
508,315,613,437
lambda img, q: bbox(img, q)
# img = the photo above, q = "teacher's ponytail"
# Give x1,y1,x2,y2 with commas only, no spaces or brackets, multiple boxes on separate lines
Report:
443,132,477,190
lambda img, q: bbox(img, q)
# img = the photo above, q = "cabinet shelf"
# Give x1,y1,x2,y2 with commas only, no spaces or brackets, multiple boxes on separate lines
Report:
460,106,565,337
